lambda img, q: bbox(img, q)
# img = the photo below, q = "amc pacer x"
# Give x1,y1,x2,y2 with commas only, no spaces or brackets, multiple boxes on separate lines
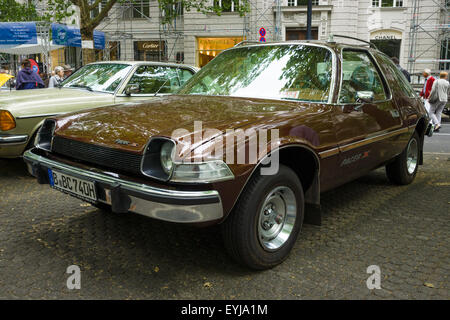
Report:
24,40,430,269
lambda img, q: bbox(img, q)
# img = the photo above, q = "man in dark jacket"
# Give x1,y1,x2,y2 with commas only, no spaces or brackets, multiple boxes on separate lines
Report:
391,57,411,82
15,59,45,90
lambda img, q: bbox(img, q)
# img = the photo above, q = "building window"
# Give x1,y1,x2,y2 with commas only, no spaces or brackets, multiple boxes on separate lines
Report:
90,0,108,18
123,0,150,19
372,0,403,7
440,38,450,70
213,0,240,12
164,1,184,17
288,0,319,6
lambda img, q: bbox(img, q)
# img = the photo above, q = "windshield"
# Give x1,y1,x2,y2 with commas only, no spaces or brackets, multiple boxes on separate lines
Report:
178,44,334,102
62,63,133,93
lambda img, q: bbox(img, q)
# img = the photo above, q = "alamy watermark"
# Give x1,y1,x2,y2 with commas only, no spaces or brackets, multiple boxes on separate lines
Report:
366,265,381,290
171,121,280,175
66,265,81,290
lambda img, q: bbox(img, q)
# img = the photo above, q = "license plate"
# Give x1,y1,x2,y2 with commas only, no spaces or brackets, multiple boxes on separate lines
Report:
48,169,97,202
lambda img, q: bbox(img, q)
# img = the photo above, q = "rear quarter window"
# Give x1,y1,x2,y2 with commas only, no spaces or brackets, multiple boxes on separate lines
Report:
374,53,417,99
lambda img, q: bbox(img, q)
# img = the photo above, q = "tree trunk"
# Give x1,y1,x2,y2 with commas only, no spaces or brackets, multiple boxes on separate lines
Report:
81,28,95,65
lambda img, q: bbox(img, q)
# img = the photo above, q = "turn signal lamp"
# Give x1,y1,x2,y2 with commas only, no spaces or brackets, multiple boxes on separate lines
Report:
0,110,16,131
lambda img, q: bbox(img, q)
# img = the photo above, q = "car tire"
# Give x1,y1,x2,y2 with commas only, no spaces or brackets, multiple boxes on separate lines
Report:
93,202,112,212
386,131,420,185
221,164,304,270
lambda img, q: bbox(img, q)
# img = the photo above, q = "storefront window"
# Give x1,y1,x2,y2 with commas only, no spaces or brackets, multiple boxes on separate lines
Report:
134,41,166,62
196,37,243,67
286,28,318,40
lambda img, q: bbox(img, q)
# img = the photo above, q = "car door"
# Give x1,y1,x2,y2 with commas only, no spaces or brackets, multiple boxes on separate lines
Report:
114,65,195,103
333,49,403,183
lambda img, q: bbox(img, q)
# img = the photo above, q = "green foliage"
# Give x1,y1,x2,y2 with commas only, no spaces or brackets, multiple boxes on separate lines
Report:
0,0,40,21
158,0,250,25
0,0,74,23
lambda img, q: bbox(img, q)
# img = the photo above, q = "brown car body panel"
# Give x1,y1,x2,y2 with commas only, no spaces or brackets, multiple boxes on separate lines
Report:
45,42,428,224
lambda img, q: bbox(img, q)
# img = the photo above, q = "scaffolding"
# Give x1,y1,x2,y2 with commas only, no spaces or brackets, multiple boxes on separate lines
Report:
407,0,450,73
96,0,283,64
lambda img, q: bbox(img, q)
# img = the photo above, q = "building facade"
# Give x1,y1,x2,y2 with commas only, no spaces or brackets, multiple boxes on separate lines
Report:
92,0,449,73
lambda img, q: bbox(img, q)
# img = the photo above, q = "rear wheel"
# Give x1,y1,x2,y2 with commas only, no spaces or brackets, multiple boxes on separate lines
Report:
386,131,420,185
222,165,304,270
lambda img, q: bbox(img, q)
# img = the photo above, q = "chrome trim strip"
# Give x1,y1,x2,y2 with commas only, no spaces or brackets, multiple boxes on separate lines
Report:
319,127,411,158
318,147,340,159
16,114,62,120
339,127,409,153
0,134,28,144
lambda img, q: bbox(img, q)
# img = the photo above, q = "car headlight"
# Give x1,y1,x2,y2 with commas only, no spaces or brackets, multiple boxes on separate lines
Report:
141,138,234,183
160,141,175,175
36,119,56,152
0,110,16,131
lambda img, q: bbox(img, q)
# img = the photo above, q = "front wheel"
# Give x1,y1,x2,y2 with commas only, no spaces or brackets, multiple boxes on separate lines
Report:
386,131,420,185
221,165,304,270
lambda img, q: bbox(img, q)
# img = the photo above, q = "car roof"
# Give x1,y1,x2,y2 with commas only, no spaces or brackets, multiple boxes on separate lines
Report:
233,40,378,53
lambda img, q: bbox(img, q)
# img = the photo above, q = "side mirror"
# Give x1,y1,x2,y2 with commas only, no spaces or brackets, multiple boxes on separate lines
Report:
124,84,140,96
356,91,374,103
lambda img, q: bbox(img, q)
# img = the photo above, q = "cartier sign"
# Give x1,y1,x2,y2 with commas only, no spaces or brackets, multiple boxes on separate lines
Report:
136,41,164,51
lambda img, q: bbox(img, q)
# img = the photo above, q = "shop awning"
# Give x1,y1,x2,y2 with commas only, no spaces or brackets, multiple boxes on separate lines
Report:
0,37,64,55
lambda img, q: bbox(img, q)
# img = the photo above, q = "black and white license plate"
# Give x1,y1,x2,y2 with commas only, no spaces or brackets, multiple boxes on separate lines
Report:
48,169,97,202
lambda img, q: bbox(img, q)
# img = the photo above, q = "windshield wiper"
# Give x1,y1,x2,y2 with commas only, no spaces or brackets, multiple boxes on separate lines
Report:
69,84,93,91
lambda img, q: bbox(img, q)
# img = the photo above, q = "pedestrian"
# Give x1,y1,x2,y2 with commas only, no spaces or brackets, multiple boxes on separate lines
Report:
48,66,65,88
391,57,411,82
15,59,45,90
428,71,449,132
63,64,73,79
419,68,435,114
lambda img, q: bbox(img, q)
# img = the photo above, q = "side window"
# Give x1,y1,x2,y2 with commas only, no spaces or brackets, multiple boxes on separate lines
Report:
339,50,388,103
376,53,417,98
177,69,194,87
127,65,182,94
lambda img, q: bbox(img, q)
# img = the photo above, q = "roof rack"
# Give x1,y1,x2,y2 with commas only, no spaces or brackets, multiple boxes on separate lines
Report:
329,34,379,50
234,40,263,47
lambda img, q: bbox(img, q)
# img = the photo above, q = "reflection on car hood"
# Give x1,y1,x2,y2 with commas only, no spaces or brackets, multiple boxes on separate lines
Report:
0,87,111,118
53,95,307,154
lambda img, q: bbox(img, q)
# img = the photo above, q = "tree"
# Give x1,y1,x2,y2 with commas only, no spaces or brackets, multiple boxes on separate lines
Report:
0,0,40,21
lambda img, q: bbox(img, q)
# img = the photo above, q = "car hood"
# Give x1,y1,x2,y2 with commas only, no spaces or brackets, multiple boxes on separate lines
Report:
53,95,307,155
0,87,112,118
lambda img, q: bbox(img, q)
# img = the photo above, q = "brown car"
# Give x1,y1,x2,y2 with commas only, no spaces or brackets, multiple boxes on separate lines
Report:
24,40,432,269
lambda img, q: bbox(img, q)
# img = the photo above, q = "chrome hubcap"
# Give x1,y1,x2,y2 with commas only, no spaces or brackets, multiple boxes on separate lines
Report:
258,186,297,251
406,138,418,175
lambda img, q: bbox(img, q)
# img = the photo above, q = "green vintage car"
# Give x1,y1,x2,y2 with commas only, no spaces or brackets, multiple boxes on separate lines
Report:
0,61,198,158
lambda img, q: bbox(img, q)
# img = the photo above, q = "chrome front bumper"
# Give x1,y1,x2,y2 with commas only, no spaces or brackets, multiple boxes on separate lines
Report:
0,134,28,144
23,149,224,224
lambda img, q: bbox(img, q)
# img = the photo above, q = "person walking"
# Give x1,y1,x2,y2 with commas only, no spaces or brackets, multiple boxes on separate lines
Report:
48,66,65,88
428,71,449,132
419,68,436,114
15,59,45,90
391,57,411,82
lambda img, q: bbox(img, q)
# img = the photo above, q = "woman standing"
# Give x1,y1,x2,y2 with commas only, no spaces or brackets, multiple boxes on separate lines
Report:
48,66,65,88
429,71,449,132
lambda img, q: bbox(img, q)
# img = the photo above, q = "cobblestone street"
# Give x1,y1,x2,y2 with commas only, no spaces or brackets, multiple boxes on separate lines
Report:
0,153,448,300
